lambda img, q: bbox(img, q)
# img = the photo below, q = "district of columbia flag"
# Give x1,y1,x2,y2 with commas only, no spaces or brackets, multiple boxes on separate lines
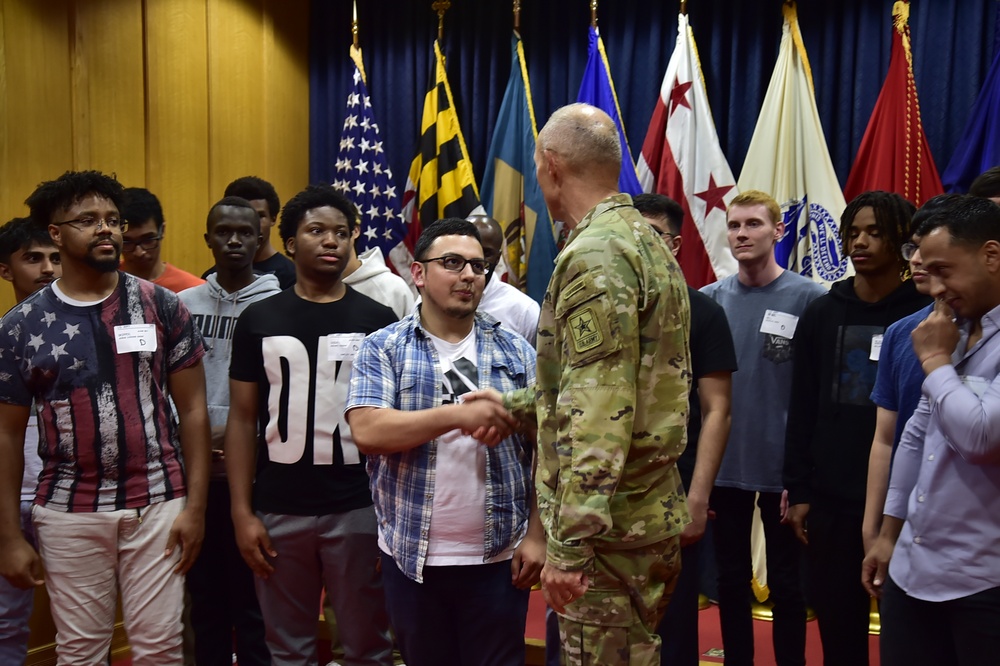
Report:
942,7,1000,193
331,45,406,269
738,1,850,289
577,25,643,196
480,33,558,304
844,1,943,206
398,39,483,292
637,12,739,289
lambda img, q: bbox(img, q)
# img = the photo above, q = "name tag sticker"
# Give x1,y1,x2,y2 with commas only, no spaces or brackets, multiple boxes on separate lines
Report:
114,324,157,353
961,375,990,398
760,310,799,339
870,334,884,362
327,333,365,361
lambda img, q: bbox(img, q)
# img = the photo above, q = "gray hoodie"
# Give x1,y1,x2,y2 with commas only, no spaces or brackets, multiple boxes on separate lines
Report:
179,273,282,428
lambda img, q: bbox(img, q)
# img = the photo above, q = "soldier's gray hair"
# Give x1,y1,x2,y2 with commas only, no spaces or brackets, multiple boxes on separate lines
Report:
538,103,621,177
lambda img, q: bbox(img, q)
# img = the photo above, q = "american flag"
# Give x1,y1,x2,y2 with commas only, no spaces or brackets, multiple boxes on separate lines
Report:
332,48,406,264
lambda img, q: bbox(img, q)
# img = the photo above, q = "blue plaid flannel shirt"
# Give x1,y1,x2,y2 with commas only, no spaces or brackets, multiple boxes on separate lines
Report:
346,309,536,583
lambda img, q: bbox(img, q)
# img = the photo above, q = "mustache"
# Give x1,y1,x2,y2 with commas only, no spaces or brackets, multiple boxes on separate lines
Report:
89,238,121,251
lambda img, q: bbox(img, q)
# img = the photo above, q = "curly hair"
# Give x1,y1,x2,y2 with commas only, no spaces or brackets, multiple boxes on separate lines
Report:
25,171,125,227
278,184,358,245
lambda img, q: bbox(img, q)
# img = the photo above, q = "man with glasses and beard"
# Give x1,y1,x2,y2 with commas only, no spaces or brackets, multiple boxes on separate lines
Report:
0,171,211,665
346,219,543,666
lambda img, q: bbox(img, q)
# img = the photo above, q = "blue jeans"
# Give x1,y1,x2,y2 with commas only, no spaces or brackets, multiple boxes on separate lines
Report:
0,502,36,666
381,555,529,666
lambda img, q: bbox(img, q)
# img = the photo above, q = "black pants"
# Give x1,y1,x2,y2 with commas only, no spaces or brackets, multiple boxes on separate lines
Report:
712,487,806,666
804,506,869,666
656,539,702,666
381,555,529,666
186,480,270,666
881,576,1000,666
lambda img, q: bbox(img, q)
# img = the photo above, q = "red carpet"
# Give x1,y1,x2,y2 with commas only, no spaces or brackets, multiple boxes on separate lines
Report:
112,591,880,665
526,589,881,665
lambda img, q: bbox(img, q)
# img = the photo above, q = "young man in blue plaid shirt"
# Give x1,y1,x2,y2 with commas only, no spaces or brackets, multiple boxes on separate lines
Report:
346,218,545,666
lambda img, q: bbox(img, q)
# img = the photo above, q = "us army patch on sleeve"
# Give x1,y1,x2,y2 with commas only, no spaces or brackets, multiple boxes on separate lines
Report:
569,307,603,353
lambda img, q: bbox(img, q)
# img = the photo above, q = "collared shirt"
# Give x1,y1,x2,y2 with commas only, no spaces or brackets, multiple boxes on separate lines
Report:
478,273,540,346
506,193,691,571
346,309,536,583
885,302,1000,601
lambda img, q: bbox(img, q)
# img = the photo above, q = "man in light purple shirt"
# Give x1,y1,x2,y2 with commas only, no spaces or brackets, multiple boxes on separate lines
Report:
862,195,1000,665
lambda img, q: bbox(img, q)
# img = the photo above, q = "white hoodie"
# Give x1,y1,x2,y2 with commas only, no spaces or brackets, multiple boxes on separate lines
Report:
343,247,414,320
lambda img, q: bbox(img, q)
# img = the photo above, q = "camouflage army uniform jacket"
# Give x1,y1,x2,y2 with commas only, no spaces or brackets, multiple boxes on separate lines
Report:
507,193,692,572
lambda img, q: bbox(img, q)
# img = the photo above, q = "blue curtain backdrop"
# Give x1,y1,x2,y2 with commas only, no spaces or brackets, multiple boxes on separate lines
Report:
310,0,996,197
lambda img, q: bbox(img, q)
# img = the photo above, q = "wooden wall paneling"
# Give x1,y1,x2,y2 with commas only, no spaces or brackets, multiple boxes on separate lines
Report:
144,0,212,275
0,0,73,316
262,0,309,219
70,0,146,187
1,0,73,223
207,0,265,206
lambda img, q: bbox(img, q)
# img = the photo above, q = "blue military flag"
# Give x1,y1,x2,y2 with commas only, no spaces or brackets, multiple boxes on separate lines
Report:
480,33,558,304
576,26,643,196
942,10,1000,193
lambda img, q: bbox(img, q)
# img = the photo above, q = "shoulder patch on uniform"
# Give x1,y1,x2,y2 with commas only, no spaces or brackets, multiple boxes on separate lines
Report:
569,307,603,353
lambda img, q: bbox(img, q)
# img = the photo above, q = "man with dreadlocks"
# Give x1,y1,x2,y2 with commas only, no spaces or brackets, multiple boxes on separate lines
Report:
783,191,931,665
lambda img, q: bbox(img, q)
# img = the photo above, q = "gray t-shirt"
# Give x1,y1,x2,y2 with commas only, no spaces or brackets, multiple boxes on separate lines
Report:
701,270,826,492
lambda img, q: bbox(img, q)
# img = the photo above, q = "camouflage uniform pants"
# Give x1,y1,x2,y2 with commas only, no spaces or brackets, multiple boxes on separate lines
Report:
555,536,681,666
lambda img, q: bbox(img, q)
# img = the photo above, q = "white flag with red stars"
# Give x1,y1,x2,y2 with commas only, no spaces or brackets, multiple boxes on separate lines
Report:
637,12,738,289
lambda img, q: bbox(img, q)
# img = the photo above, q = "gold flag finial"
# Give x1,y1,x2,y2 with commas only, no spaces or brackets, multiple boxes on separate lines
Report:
433,0,452,42
352,0,359,48
590,0,598,28
513,0,522,31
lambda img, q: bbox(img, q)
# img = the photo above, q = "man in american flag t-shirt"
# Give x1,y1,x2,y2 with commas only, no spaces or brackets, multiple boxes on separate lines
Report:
0,171,210,665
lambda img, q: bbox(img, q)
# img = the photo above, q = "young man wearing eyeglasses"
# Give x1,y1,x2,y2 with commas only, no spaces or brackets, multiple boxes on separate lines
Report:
345,218,544,666
225,184,395,666
0,170,211,665
120,187,205,293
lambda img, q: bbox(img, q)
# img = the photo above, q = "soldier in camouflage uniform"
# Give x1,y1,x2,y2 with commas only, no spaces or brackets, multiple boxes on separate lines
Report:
502,103,692,665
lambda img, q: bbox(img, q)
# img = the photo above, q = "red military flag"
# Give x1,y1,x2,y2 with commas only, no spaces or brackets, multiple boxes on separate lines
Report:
844,1,943,205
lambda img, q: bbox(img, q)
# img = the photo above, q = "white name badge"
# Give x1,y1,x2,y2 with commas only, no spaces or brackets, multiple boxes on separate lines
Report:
870,334,884,362
760,310,799,339
327,333,365,361
961,375,990,399
114,324,157,353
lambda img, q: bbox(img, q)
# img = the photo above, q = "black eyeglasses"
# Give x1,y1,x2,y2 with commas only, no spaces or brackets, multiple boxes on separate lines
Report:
122,236,163,253
902,241,919,261
55,216,126,232
419,254,490,275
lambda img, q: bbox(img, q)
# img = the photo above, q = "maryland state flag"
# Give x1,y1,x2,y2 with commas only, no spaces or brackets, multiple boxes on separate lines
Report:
942,8,1000,193
577,26,643,196
844,1,943,205
480,33,557,304
637,12,739,288
396,40,481,286
739,1,850,288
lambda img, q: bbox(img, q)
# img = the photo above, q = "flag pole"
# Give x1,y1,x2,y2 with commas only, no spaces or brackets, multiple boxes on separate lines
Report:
590,0,598,28
432,0,451,42
513,0,521,32
351,1,359,49
680,0,688,15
